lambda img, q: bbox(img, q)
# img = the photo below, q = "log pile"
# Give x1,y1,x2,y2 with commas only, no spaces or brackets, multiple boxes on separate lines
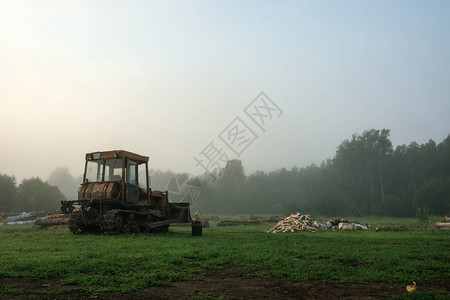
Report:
249,215,284,222
436,216,450,230
35,211,70,229
217,220,260,226
217,216,284,226
266,213,328,233
266,213,368,233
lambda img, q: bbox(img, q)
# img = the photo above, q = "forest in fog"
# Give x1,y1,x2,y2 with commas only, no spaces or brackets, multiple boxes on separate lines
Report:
1,129,449,217
193,129,450,217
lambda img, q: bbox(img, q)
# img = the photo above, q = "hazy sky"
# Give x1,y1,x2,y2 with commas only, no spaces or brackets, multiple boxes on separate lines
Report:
1,0,449,183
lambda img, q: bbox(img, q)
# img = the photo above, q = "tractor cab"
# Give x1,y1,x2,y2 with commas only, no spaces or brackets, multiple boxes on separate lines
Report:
79,150,150,203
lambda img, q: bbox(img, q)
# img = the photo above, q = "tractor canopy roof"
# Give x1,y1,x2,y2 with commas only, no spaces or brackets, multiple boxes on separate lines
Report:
85,150,149,163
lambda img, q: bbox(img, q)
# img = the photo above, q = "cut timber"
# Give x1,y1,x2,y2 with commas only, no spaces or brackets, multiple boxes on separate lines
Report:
35,211,71,228
249,216,284,222
266,213,325,233
35,217,69,226
436,222,450,230
266,212,368,233
217,220,260,226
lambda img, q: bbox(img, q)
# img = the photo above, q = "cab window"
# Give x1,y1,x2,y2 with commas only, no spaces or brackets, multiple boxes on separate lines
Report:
85,160,103,183
138,163,147,188
129,160,137,185
104,159,123,181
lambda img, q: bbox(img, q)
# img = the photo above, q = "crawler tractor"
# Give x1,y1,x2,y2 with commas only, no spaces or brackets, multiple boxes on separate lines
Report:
61,150,192,234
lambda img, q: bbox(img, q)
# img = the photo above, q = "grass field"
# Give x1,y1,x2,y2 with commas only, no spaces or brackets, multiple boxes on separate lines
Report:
0,216,449,299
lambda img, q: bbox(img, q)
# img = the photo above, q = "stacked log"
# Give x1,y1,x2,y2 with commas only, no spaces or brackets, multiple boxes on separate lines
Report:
266,213,329,233
35,211,70,229
266,213,369,233
249,215,284,222
217,220,260,226
436,216,450,230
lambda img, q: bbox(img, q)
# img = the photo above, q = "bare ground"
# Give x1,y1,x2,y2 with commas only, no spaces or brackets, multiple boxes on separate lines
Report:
1,268,449,299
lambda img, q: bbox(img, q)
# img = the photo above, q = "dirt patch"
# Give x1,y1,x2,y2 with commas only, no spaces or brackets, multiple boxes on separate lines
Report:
1,268,449,299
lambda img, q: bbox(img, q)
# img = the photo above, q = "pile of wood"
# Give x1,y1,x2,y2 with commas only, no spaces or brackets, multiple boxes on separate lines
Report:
249,215,284,222
266,213,369,233
217,220,260,226
436,216,450,230
35,211,70,229
217,215,284,226
266,213,328,233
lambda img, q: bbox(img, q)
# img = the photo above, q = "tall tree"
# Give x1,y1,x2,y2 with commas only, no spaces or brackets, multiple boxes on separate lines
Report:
0,174,18,212
216,160,246,213
17,178,66,211
413,176,450,215
334,129,393,215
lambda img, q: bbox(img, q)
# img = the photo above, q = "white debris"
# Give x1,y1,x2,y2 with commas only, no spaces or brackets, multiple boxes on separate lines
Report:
267,212,369,233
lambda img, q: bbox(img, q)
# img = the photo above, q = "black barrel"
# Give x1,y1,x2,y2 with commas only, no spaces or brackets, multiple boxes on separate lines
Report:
192,221,203,236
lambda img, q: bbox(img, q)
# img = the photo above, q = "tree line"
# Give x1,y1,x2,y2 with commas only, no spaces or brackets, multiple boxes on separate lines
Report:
1,129,448,216
190,129,450,217
0,176,66,212
0,167,81,213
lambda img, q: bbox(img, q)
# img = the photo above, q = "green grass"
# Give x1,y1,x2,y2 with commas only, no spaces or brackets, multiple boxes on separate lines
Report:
0,218,448,295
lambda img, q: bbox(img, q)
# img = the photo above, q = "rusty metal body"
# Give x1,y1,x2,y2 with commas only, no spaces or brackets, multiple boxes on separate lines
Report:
61,150,191,234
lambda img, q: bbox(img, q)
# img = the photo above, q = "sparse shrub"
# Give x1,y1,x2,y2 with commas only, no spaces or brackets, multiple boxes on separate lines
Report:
416,207,430,226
